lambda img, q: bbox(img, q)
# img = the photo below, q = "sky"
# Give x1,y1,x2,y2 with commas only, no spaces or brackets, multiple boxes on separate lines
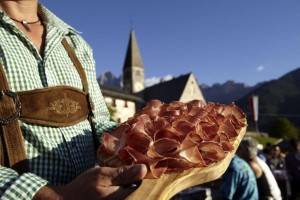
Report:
40,0,300,86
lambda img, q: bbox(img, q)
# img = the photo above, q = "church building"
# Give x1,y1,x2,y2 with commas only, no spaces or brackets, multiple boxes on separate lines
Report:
100,29,206,123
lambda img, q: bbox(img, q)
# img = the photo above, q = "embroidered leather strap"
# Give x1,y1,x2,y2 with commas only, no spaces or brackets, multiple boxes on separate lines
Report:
18,86,89,127
0,38,99,173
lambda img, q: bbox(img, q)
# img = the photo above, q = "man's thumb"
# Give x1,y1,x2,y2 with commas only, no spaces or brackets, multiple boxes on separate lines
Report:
111,164,147,186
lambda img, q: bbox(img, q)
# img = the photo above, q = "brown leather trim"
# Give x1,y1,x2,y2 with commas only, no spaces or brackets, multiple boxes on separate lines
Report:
61,38,99,148
61,38,89,92
17,85,89,127
0,65,28,173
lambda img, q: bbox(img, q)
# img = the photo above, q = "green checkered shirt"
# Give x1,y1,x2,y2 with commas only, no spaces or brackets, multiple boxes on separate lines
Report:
0,4,116,200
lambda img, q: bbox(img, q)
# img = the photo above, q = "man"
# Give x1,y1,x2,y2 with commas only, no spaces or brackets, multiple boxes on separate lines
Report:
237,137,278,200
217,155,259,200
285,138,300,200
257,156,282,200
0,1,147,199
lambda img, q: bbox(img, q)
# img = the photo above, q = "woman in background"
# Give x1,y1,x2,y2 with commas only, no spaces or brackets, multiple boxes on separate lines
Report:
237,137,280,200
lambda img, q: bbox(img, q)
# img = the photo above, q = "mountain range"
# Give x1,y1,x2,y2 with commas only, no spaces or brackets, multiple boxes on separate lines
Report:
200,81,262,104
97,71,259,103
97,71,122,88
98,68,300,131
236,67,300,132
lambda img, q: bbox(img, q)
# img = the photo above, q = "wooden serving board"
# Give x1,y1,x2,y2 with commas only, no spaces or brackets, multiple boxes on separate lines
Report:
126,126,246,200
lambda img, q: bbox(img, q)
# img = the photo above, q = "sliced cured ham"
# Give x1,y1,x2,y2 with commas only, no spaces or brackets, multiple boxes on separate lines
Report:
98,99,247,178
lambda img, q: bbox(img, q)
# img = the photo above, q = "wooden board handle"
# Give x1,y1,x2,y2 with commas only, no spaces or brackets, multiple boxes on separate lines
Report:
126,126,246,200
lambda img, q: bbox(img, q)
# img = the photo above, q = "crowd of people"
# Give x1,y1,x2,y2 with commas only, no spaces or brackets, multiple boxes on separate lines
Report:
215,137,300,200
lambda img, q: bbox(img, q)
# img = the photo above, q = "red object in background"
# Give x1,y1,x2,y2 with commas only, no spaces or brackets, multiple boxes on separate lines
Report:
248,95,259,122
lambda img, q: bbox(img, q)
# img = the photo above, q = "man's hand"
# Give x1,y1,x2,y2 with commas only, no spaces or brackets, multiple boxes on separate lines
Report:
33,164,147,200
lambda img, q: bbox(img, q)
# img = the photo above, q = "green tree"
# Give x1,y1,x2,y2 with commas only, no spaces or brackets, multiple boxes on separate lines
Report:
269,118,300,139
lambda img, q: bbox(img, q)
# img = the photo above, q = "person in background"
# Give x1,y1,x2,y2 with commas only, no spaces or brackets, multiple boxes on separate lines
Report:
237,137,276,200
216,155,259,200
257,143,267,162
285,138,300,200
255,140,283,200
0,0,147,199
256,156,282,200
267,145,285,172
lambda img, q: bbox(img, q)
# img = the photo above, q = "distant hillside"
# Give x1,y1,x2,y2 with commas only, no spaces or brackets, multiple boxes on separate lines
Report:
236,67,300,132
201,81,259,104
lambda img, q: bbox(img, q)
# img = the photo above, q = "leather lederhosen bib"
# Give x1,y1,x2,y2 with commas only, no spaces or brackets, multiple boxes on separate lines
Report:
0,38,98,174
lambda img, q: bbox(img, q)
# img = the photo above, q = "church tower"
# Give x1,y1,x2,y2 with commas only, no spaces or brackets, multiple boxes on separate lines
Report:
122,29,145,93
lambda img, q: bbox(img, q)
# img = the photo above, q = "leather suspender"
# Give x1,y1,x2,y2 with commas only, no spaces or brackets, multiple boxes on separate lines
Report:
0,38,98,174
61,38,99,149
0,66,29,174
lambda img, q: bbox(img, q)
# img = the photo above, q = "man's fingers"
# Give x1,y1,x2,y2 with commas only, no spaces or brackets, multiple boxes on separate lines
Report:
100,185,137,200
111,164,148,186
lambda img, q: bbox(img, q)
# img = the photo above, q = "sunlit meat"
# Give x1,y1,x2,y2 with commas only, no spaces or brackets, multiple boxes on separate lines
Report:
98,99,247,178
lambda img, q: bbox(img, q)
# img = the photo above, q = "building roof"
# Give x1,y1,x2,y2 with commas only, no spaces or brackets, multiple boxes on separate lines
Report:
100,84,145,103
142,73,192,103
123,30,144,70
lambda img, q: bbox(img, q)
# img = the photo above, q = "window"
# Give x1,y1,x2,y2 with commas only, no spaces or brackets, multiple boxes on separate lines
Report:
135,70,142,81
190,81,195,94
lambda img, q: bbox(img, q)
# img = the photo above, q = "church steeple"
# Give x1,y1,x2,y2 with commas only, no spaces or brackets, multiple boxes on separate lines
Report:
122,29,145,93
